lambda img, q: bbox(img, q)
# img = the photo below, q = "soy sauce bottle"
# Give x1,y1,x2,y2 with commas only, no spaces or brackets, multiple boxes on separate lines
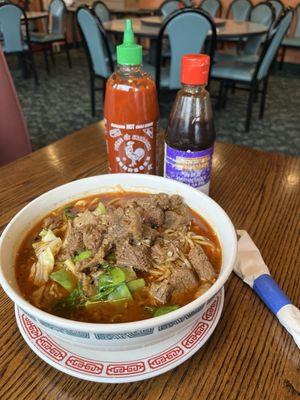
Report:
164,54,215,195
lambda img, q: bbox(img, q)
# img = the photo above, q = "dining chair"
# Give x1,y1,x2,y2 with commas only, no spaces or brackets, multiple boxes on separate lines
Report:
0,2,38,84
226,0,252,21
30,0,71,74
211,8,293,131
0,47,31,166
92,0,116,57
76,5,114,117
240,2,276,61
268,0,284,20
199,0,222,18
159,0,186,17
280,3,300,69
156,8,216,92
216,3,275,64
92,0,111,22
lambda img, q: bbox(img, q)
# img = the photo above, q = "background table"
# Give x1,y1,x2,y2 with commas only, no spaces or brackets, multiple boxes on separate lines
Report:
104,17,268,39
0,123,299,400
140,15,226,27
68,3,153,16
24,11,48,21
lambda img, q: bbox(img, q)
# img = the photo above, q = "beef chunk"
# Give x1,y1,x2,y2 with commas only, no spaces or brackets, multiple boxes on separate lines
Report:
125,208,143,240
73,210,99,228
143,205,165,227
128,196,166,227
142,225,158,243
153,193,170,210
151,240,166,264
115,242,152,271
82,224,104,253
107,207,125,240
169,194,183,209
188,245,216,281
43,214,62,230
169,267,198,294
95,238,112,262
164,210,186,230
64,227,84,258
107,207,142,242
149,280,172,304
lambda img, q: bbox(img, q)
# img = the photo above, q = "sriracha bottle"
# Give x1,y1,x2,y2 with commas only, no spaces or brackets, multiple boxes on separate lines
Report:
104,20,159,174
164,54,215,195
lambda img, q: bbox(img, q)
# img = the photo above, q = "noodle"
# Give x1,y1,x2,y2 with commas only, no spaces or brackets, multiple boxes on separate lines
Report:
148,228,216,282
106,197,122,207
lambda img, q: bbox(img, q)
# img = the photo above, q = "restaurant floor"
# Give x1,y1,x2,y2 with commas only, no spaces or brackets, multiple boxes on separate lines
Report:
9,49,300,156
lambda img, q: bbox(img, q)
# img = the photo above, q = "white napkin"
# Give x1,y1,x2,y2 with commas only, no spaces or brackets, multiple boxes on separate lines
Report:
235,230,300,348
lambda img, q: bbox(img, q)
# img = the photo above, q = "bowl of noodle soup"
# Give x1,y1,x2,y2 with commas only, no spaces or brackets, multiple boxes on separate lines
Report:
0,174,237,350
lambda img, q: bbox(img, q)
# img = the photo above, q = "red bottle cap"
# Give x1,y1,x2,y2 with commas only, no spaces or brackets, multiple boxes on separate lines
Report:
181,54,210,85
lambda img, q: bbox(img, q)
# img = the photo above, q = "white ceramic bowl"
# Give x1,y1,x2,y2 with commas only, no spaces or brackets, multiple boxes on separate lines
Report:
0,174,237,350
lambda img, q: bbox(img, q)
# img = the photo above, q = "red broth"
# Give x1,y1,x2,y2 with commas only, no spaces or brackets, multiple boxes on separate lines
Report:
15,192,221,323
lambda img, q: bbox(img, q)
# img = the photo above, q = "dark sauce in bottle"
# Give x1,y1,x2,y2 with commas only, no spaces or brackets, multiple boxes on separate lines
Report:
164,54,215,195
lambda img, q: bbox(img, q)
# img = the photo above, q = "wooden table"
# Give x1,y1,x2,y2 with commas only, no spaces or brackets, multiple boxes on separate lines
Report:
0,123,299,400
104,17,268,39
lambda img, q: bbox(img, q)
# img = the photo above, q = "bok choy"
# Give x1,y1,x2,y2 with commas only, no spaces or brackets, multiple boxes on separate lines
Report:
50,269,77,292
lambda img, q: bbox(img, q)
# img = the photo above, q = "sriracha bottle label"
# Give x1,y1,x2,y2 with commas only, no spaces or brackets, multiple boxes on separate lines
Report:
105,120,157,174
164,145,214,194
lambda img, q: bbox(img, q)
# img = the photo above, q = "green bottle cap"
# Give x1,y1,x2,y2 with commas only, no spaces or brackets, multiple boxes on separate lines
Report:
116,19,142,66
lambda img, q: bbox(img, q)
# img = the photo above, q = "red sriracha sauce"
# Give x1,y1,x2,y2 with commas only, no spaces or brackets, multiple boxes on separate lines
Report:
104,19,159,174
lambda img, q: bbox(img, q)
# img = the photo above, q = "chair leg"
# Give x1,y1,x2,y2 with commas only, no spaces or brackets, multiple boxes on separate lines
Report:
65,42,72,68
222,82,229,109
254,81,259,103
90,74,96,117
279,46,286,70
216,81,224,110
20,54,28,79
30,52,39,85
245,84,255,132
259,78,268,120
43,47,50,74
49,44,56,66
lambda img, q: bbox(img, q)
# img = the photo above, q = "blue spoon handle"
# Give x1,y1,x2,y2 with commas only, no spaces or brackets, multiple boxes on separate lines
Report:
253,274,291,315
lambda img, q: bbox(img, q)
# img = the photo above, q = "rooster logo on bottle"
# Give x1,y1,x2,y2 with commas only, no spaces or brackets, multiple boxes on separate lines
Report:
125,141,145,167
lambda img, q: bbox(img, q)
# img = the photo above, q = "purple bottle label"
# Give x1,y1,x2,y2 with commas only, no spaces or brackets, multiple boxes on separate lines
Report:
164,145,214,191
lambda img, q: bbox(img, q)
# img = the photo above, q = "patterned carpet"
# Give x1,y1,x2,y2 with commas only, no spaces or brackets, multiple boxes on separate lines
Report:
7,49,300,157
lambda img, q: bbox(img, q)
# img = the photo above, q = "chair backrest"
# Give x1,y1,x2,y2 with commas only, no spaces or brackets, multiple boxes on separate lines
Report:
244,2,275,55
0,47,31,166
92,1,111,23
256,8,293,80
200,0,221,18
159,0,185,17
156,8,216,89
227,0,252,21
268,0,284,20
0,2,28,53
294,3,300,37
76,5,113,79
250,2,275,26
49,0,66,34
